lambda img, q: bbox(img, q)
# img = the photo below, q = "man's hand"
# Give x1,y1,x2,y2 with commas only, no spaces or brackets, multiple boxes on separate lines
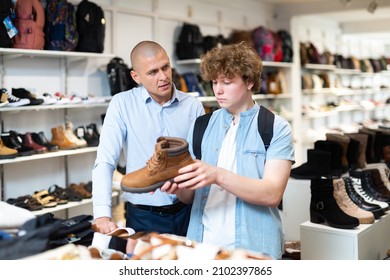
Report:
94,217,118,234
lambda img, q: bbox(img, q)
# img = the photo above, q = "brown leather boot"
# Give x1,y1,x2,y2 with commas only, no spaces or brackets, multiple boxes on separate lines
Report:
23,132,48,154
51,125,78,150
0,138,18,159
326,133,350,173
121,137,195,193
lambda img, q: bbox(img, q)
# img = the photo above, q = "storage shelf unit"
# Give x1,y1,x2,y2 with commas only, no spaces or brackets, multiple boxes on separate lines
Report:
0,48,114,217
300,213,390,260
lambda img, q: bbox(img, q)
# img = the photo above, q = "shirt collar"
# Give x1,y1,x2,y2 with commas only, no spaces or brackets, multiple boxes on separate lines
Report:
141,84,180,106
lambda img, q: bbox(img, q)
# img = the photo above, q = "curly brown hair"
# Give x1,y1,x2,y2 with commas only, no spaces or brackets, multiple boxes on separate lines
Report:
199,42,262,93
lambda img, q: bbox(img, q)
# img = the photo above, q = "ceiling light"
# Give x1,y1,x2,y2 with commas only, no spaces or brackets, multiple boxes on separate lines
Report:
367,0,378,14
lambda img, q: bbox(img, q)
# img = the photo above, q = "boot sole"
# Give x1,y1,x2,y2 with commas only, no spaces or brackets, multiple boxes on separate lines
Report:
120,179,173,193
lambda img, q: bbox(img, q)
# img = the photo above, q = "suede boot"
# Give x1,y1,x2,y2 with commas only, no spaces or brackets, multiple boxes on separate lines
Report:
333,178,374,224
290,149,331,179
345,133,368,169
314,140,343,177
342,176,384,219
0,138,18,159
310,178,360,229
121,137,195,193
326,133,350,173
358,127,376,164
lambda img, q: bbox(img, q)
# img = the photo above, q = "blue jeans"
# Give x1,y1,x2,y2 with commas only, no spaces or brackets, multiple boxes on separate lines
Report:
125,202,192,237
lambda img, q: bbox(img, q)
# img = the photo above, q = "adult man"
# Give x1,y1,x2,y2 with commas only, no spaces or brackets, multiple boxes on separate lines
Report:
92,41,205,236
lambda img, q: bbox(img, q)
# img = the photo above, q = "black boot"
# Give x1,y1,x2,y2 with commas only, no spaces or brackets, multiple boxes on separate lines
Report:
314,140,343,177
350,169,390,204
310,178,360,229
290,149,331,179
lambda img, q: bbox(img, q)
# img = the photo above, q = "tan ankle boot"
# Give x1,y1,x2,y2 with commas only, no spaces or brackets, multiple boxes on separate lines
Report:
51,125,78,150
121,137,195,193
333,178,375,224
0,138,18,159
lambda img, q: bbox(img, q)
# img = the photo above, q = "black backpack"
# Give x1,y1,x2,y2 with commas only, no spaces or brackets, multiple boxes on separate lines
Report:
107,57,138,96
175,23,204,60
0,0,16,48
75,0,105,53
193,105,275,159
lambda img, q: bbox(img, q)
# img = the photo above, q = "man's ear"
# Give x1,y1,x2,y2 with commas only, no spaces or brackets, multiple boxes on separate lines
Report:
130,69,141,85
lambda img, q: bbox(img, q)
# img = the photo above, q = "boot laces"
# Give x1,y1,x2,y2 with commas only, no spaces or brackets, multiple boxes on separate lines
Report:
352,178,375,202
147,151,163,175
335,180,357,209
7,93,20,102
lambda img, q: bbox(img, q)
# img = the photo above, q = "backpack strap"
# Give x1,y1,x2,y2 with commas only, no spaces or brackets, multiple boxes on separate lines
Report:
192,106,275,159
193,112,213,160
258,105,275,151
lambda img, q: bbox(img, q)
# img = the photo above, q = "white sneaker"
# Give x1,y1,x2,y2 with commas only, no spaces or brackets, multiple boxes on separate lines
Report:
6,91,30,107
37,93,57,105
350,177,390,211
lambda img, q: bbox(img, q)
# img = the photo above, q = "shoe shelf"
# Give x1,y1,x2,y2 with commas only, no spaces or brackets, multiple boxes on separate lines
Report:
0,48,115,62
300,212,390,259
0,146,98,165
32,190,119,217
198,93,293,108
0,102,110,113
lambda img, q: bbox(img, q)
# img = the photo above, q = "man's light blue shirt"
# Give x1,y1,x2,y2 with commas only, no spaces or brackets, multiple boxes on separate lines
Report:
92,85,204,219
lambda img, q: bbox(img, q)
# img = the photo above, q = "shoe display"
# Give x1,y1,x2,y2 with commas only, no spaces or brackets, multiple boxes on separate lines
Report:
37,93,57,105
0,138,18,159
290,149,332,179
343,176,385,219
310,178,360,229
1,131,35,157
65,122,88,148
51,125,78,150
350,169,390,204
333,178,375,224
85,123,100,147
0,88,9,107
21,132,48,154
5,89,30,107
348,176,390,212
121,137,195,193
31,131,59,152
12,88,44,106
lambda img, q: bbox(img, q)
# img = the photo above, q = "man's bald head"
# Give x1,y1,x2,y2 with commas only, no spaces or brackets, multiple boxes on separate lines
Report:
130,41,167,71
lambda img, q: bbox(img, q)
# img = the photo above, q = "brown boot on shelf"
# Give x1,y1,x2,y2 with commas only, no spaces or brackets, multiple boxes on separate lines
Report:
121,136,195,193
51,125,78,150
0,138,18,159
22,132,48,154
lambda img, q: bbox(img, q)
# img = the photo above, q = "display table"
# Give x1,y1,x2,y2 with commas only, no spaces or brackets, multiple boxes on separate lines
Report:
300,212,390,259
